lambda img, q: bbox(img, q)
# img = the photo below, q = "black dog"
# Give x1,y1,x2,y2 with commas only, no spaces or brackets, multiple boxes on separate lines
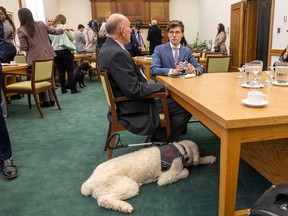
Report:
74,61,92,88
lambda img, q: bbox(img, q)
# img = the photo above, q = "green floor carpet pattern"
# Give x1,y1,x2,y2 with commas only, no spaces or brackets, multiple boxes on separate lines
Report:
0,77,270,216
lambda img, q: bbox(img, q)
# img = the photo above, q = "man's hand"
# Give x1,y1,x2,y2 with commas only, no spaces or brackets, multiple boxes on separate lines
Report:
186,63,196,74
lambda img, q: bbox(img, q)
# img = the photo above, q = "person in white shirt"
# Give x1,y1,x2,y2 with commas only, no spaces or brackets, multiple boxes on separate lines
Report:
85,20,97,53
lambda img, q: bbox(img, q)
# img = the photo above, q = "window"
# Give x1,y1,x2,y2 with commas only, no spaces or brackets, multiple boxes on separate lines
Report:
23,0,45,22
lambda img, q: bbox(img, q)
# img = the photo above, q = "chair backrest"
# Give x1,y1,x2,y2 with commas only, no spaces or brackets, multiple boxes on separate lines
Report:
32,58,54,82
203,51,222,58
99,71,115,110
206,55,231,73
14,54,27,63
193,55,200,63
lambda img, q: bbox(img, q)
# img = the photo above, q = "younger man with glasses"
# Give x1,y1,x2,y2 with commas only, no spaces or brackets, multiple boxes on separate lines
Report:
150,20,203,76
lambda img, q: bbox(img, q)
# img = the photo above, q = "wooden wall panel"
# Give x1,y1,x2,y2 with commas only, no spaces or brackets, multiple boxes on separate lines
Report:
150,3,165,19
90,0,170,28
96,2,111,18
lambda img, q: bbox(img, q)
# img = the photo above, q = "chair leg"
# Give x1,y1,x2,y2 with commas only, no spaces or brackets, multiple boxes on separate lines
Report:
105,123,114,160
32,93,44,118
52,88,61,110
28,94,32,109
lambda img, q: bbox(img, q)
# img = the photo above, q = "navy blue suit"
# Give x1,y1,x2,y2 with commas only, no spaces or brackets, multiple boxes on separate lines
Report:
150,42,203,76
0,20,12,161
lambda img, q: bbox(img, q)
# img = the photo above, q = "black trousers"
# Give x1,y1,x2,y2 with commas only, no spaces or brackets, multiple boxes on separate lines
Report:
154,97,192,142
2,43,16,63
0,67,12,160
54,49,76,92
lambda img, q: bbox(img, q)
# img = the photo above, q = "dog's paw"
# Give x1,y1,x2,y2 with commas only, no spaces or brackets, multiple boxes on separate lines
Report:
179,168,189,178
199,156,216,164
119,203,133,214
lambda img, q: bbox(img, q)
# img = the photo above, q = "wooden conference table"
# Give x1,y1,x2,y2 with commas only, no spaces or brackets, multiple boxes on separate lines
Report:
74,53,93,62
2,63,29,74
133,56,207,81
157,72,288,216
133,57,152,80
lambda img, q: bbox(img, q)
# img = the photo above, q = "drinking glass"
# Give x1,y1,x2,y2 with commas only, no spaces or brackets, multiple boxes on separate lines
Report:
245,60,263,88
236,65,246,85
274,62,288,85
263,66,274,87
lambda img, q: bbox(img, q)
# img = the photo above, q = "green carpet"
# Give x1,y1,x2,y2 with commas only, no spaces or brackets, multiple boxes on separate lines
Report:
0,77,270,216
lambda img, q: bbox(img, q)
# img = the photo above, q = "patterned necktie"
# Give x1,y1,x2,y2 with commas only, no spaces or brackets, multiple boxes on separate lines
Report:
173,47,179,65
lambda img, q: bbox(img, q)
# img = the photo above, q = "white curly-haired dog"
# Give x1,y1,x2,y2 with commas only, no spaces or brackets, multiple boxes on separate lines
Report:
81,140,216,213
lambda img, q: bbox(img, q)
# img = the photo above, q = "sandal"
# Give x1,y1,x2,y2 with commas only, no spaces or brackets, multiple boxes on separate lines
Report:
1,159,18,179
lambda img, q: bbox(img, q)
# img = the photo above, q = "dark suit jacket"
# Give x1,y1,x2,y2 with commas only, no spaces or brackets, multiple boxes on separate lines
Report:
147,25,162,55
150,42,203,76
99,37,166,135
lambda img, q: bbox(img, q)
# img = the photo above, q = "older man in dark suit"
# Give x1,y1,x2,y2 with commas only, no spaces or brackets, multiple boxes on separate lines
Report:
98,13,191,142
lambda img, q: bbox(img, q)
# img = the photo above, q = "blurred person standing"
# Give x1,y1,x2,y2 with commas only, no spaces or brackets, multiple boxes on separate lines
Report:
85,20,97,53
46,16,53,27
17,8,64,107
212,23,227,55
147,19,162,55
0,19,18,179
50,14,80,94
0,6,16,63
97,22,107,50
74,24,86,54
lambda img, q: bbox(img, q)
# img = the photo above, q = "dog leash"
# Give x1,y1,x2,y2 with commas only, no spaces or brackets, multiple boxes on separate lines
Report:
104,132,167,150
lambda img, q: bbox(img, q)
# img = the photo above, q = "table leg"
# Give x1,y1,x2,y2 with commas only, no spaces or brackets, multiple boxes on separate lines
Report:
218,129,242,216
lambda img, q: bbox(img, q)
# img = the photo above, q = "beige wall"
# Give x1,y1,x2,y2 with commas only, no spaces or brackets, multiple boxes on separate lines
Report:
2,0,287,56
1,0,21,32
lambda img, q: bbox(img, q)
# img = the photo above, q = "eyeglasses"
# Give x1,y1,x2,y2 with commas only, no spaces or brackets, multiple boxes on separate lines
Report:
168,31,182,35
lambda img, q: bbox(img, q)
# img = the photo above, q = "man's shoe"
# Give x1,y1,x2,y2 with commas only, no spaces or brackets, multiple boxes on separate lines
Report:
1,159,18,179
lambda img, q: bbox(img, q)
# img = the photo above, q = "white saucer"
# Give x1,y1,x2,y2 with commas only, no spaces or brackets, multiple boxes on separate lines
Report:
241,83,264,88
272,81,288,86
241,99,268,107
1,63,9,66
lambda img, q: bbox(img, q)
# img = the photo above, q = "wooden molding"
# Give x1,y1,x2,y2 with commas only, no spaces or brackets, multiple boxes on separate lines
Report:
89,0,170,28
270,49,282,56
18,0,23,8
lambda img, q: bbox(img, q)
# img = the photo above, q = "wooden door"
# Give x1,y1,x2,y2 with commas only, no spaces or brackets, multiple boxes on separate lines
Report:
243,0,258,63
230,2,245,70
230,0,271,70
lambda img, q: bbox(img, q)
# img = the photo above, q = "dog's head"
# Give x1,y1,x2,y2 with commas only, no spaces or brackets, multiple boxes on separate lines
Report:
173,140,200,166
79,61,92,71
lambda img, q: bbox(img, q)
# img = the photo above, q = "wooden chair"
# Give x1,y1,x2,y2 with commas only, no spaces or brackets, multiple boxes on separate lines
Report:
99,71,171,160
205,55,231,73
192,54,200,63
14,54,27,63
4,58,61,118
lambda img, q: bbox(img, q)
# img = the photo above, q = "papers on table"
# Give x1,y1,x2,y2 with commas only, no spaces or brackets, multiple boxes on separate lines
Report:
170,74,195,79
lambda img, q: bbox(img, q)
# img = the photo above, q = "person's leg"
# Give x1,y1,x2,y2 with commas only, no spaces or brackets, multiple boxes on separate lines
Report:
54,51,67,94
63,50,80,93
0,69,18,179
154,97,192,142
1,88,7,120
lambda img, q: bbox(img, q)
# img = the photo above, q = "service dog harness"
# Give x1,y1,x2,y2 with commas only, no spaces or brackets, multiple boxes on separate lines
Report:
158,144,190,171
